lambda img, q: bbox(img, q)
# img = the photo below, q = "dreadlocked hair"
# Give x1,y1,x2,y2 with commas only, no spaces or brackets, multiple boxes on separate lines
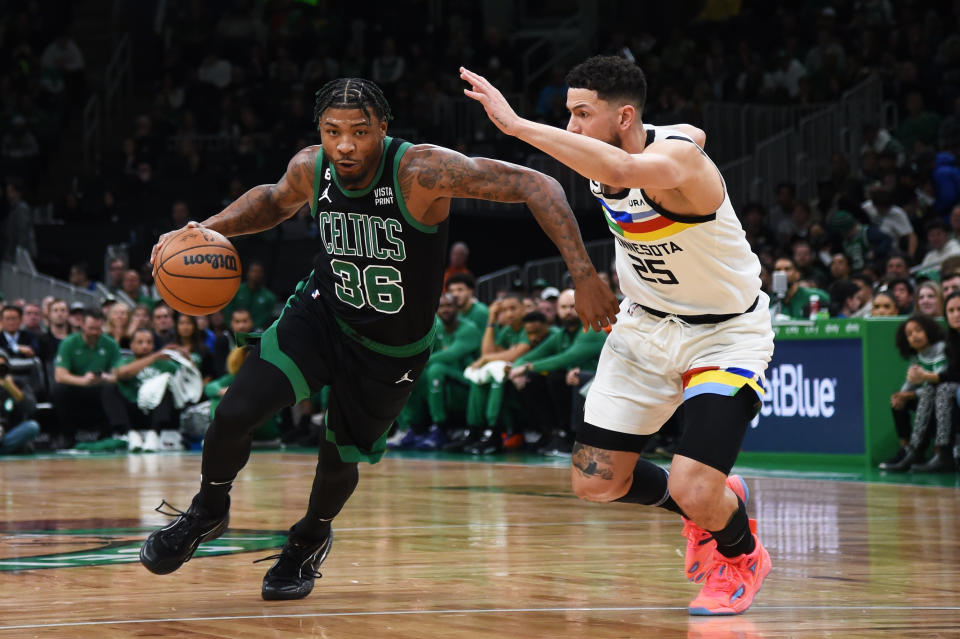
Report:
313,78,393,129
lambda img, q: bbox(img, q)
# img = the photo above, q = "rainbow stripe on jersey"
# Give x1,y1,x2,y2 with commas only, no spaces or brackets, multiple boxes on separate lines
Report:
598,198,695,242
682,366,765,401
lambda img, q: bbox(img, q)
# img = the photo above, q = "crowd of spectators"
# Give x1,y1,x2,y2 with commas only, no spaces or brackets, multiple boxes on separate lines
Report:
7,1,958,283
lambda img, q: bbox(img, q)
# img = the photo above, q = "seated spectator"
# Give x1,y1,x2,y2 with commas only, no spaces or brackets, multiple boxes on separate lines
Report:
121,269,155,310
68,262,96,292
223,261,277,330
103,257,127,295
213,308,253,378
827,209,892,273
393,293,482,451
883,253,911,283
869,291,899,317
38,298,69,377
105,301,132,349
879,315,952,472
460,294,530,455
172,313,215,383
21,302,44,335
914,281,943,318
861,187,916,260
906,291,960,471
887,278,915,315
896,91,941,155
792,238,828,288
104,328,181,452
2,304,38,358
827,280,863,317
52,309,122,445
770,256,830,319
446,273,489,330
538,286,560,325
443,241,473,289
67,301,85,332
0,350,40,454
942,271,960,298
828,252,851,284
508,289,606,455
850,272,876,317
151,303,176,346
919,219,960,271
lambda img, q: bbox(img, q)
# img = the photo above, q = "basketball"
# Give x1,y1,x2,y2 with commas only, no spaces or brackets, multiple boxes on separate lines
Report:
154,227,242,316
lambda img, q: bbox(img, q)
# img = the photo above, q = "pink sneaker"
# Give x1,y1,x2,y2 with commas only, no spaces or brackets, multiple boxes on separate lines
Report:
682,474,749,582
688,534,771,616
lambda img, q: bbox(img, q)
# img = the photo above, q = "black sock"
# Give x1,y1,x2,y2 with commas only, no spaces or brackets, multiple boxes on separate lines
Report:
710,497,755,558
614,459,688,517
197,475,233,515
291,517,332,543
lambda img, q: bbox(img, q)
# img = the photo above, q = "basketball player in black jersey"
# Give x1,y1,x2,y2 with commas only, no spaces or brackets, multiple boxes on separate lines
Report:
139,78,619,600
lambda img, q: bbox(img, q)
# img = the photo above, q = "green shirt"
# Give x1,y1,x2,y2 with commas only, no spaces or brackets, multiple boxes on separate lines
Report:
116,355,180,403
515,324,607,373
774,286,831,320
461,300,489,333
54,333,122,375
495,324,529,349
429,317,482,369
224,283,278,330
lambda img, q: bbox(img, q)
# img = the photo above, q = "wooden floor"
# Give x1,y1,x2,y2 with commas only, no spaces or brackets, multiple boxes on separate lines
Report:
1,452,959,638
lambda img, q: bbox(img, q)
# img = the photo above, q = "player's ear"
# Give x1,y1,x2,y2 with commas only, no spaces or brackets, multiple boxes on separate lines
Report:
618,104,636,130
379,117,388,138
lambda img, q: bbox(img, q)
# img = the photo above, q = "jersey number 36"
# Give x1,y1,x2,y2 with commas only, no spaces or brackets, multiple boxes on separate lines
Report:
330,259,406,313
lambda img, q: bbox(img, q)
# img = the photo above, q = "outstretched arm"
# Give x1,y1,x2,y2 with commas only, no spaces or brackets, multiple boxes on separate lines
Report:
401,145,619,330
460,67,703,191
150,146,317,265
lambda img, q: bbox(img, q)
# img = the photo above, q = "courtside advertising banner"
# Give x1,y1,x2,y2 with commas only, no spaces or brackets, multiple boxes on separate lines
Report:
744,338,865,454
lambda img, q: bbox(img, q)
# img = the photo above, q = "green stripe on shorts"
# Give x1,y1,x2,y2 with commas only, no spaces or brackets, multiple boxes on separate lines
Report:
324,417,390,464
259,320,311,403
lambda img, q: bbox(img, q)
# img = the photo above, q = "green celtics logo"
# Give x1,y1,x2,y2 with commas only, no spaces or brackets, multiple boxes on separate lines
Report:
0,525,287,571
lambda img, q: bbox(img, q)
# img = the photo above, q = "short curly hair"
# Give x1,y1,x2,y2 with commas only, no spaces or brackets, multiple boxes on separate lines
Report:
565,55,647,113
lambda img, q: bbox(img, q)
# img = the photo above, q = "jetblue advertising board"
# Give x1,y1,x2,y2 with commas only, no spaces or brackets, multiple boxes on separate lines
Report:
743,338,864,454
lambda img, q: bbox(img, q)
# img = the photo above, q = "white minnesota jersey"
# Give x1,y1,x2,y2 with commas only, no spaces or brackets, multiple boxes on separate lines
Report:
593,126,760,316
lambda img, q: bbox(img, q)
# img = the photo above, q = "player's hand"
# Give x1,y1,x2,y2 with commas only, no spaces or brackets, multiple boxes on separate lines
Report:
566,368,581,386
574,274,620,332
150,221,204,268
460,67,521,137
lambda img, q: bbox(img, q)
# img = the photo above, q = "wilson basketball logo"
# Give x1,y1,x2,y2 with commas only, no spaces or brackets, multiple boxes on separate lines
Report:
181,253,239,271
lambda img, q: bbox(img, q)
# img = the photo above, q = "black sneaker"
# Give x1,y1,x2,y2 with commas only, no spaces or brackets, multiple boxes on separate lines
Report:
464,429,503,455
537,432,573,456
140,496,230,575
259,530,334,601
442,427,481,452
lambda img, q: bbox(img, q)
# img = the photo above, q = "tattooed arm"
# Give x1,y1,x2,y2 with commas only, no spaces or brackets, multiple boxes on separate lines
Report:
400,144,620,330
150,147,316,265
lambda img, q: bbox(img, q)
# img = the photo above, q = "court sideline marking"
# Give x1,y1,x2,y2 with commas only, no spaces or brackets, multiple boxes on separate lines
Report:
2,605,960,631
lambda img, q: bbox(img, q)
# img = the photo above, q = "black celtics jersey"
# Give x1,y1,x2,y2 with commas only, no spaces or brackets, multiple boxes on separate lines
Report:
307,137,449,352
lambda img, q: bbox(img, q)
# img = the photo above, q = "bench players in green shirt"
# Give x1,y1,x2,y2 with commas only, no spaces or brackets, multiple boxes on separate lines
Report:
393,292,482,450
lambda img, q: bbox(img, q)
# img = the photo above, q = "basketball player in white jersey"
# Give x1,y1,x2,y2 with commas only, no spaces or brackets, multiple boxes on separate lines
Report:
461,57,774,616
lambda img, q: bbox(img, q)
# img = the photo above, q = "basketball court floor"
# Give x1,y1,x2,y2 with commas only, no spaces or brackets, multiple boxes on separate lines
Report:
1,449,959,638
